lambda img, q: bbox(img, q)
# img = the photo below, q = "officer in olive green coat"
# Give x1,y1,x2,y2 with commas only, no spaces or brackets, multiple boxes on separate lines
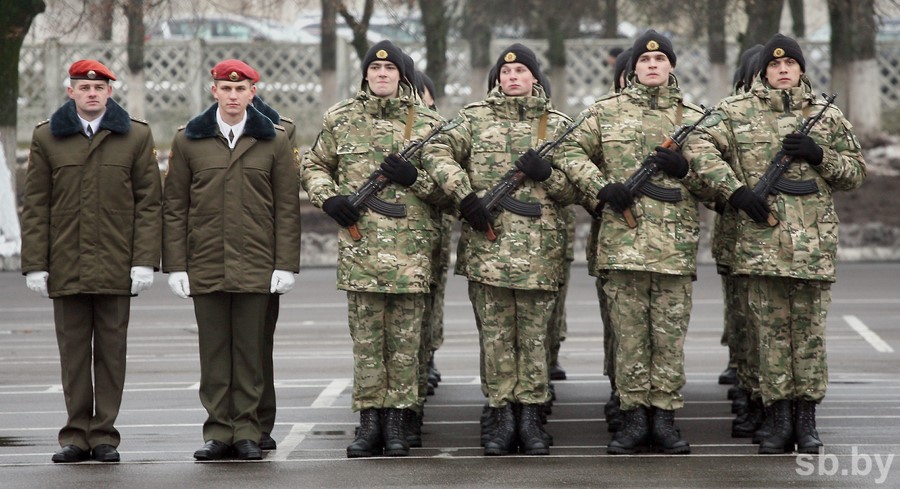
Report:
162,59,301,461
21,59,162,464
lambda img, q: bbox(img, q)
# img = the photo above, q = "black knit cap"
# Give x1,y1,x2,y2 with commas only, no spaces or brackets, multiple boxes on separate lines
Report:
733,44,763,92
362,40,407,83
758,33,805,73
418,71,436,98
614,48,632,92
492,43,543,84
629,29,677,69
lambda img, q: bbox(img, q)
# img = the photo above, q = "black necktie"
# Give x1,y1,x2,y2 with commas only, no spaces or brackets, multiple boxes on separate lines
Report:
228,129,235,143
86,125,94,139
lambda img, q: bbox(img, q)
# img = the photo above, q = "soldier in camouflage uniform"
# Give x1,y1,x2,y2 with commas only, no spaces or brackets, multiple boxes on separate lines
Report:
422,44,581,456
558,31,719,455
300,41,444,458
683,34,866,455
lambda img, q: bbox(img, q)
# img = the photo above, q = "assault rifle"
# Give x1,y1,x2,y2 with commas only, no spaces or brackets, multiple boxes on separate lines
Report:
481,113,588,241
752,93,836,227
620,107,713,228
346,121,448,241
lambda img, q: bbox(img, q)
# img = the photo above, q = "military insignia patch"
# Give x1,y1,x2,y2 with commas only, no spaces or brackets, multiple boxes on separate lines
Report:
87,70,97,79
293,147,301,164
165,151,173,177
773,47,785,58
376,49,389,59
700,112,722,127
229,71,240,82
647,40,659,50
504,52,516,62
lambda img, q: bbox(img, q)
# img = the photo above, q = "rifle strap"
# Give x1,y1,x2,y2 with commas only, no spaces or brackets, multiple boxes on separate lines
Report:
537,111,549,142
675,103,683,126
404,106,417,141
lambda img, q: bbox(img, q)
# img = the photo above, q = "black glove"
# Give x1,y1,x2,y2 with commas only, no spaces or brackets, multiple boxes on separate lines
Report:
597,183,634,213
728,186,770,224
322,195,360,227
459,192,493,232
652,146,689,179
515,149,552,182
380,153,418,186
782,133,823,165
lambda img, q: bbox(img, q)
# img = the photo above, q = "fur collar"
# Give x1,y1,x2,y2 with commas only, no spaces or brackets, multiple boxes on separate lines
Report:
50,98,131,137
252,96,281,124
184,103,276,140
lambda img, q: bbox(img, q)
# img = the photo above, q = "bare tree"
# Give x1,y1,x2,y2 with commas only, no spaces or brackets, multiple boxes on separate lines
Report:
707,0,729,100
601,0,618,38
0,0,46,189
739,0,784,53
787,0,805,38
828,0,879,138
420,0,449,98
90,0,117,40
321,0,339,108
463,0,492,102
334,0,374,61
124,0,146,119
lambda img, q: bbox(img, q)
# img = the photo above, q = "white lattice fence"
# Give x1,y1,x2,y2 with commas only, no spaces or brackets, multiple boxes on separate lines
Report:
17,39,900,147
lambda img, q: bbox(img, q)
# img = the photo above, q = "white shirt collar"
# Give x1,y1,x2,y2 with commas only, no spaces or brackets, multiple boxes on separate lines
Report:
78,114,103,138
216,109,247,149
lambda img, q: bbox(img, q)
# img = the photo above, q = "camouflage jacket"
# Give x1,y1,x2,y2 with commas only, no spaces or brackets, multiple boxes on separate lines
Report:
301,84,444,293
421,86,582,291
682,77,866,282
558,81,717,277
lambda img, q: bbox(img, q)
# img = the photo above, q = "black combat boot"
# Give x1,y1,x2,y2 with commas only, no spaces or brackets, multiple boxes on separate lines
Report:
549,362,567,381
605,390,623,432
732,396,764,438
731,387,750,415
346,408,383,458
404,409,423,448
483,404,517,456
480,403,496,447
752,403,773,444
718,366,737,385
651,408,691,454
758,400,795,454
607,405,651,455
518,403,550,455
795,400,823,454
428,358,442,382
726,385,740,400
382,408,410,456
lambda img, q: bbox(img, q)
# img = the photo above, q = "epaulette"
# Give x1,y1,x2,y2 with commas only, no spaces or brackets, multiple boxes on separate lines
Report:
176,125,186,132
274,124,285,132
462,100,490,110
130,116,149,125
549,108,572,121
593,91,621,104
326,98,355,115
683,100,705,114
35,119,50,128
280,116,294,124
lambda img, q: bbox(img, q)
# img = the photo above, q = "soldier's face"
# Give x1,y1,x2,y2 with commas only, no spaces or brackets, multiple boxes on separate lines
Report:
765,57,802,89
67,80,112,121
499,63,536,97
634,52,672,87
212,80,256,124
366,61,400,98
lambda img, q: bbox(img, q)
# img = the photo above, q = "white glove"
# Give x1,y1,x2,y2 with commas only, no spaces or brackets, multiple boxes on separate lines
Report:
26,271,49,298
168,271,190,299
270,269,295,294
130,266,155,295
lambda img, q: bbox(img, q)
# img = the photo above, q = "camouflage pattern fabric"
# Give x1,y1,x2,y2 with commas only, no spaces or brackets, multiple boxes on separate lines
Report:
731,275,759,399
604,270,692,411
682,77,866,282
469,281,556,407
300,84,445,294
347,291,424,411
547,205,576,367
747,276,831,405
596,275,616,383
421,85,583,291
557,81,718,278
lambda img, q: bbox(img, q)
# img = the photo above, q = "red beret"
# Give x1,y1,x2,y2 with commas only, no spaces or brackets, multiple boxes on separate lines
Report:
210,59,259,83
69,59,116,81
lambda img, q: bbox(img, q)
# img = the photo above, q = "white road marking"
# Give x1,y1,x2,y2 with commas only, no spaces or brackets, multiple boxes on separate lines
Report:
310,378,350,408
844,315,894,353
269,422,316,462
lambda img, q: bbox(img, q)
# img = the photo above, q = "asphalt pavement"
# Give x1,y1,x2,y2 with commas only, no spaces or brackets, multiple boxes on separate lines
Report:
1,263,898,488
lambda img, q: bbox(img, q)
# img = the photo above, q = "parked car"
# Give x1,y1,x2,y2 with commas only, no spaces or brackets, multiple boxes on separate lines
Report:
147,14,318,43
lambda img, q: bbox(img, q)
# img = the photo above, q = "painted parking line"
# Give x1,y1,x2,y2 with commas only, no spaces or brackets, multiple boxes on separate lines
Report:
844,315,894,353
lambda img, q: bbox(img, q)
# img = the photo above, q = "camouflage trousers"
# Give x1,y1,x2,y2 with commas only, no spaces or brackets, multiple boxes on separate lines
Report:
596,274,615,385
718,269,738,369
728,275,759,399
469,281,555,407
604,270,692,411
347,291,423,412
414,266,449,412
747,276,831,405
547,260,572,368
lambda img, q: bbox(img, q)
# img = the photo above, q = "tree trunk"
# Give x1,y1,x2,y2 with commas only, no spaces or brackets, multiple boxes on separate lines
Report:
788,0,805,38
545,8,568,112
740,0,784,52
124,0,145,118
0,0,46,203
90,0,116,41
707,0,729,100
335,0,373,62
601,0,618,39
828,0,879,139
464,0,492,103
321,0,339,109
420,0,448,98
